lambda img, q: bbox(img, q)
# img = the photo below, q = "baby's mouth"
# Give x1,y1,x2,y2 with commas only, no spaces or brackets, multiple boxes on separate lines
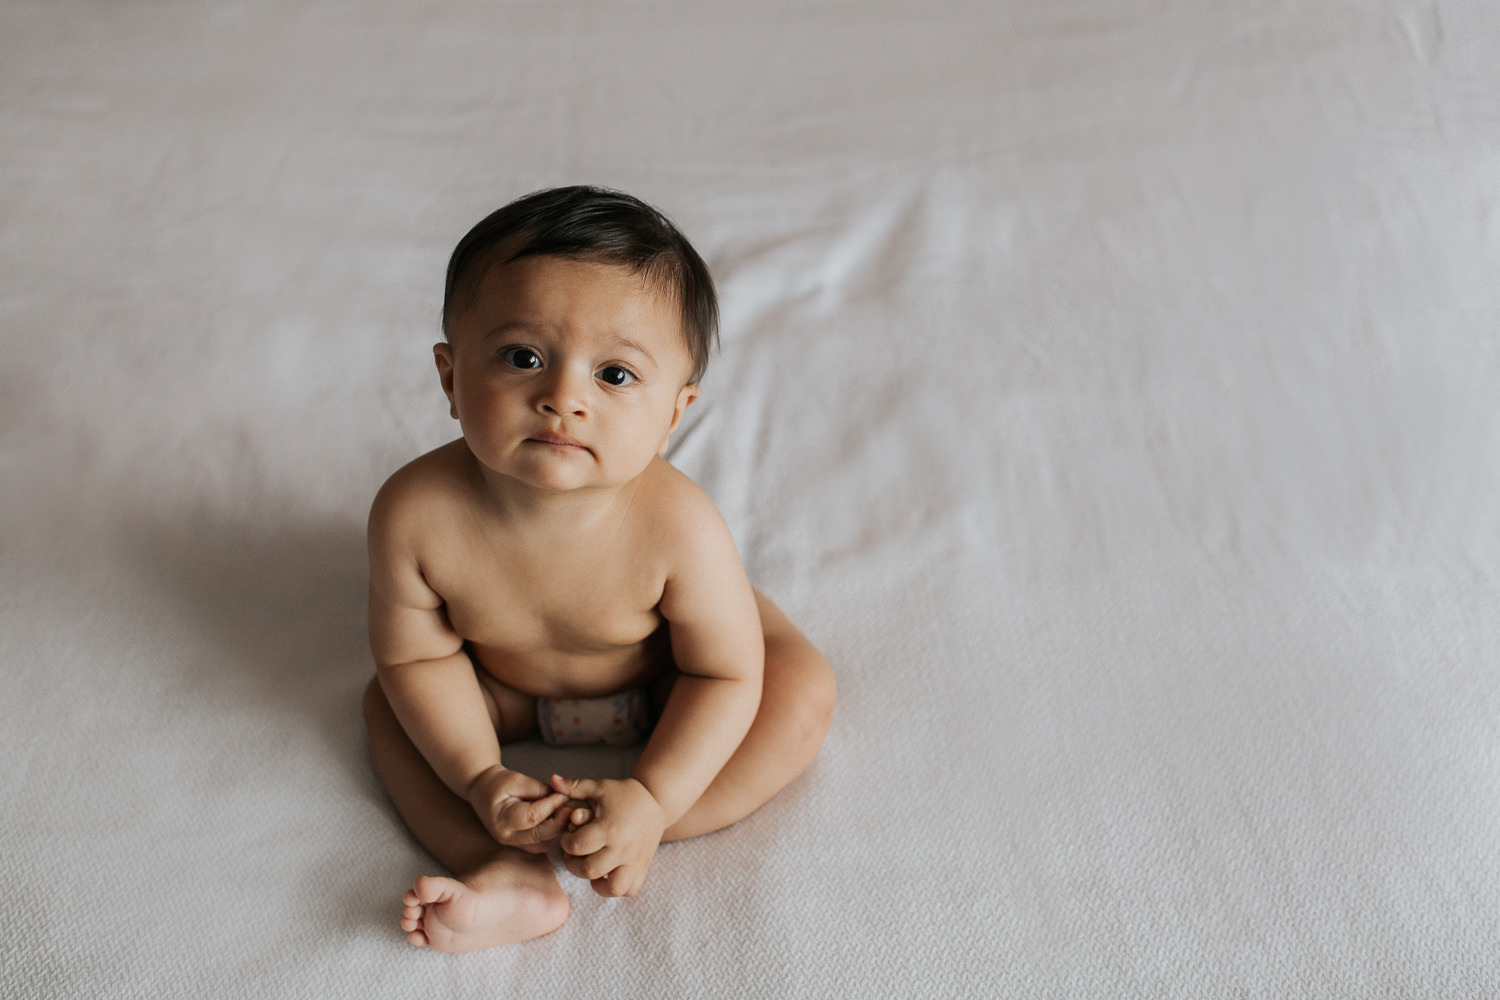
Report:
528,431,589,451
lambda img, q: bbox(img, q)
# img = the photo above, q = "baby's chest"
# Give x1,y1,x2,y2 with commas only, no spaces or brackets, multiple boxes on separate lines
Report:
440,559,665,653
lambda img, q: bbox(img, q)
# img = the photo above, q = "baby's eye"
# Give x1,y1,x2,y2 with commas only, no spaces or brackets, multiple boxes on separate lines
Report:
596,365,637,387
501,347,543,370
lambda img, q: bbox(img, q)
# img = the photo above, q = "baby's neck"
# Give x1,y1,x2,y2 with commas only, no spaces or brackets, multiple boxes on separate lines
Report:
475,466,641,532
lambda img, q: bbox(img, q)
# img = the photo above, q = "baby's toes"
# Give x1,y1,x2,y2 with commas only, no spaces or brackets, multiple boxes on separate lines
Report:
401,890,427,937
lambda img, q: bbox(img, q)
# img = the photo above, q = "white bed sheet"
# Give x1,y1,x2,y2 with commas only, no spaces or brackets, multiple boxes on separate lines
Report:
3,0,1498,996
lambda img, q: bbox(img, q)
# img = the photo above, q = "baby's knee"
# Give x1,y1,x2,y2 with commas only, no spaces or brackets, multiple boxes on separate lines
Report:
771,644,836,745
798,652,837,738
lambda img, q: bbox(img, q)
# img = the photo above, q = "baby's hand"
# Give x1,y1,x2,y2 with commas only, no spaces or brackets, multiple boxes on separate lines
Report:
465,766,573,853
551,775,668,897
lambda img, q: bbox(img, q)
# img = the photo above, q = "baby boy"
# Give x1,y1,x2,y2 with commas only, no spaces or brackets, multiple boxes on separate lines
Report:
362,186,836,952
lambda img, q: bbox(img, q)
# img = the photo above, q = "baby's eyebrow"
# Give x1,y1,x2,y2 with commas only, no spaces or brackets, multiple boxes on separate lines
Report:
606,335,656,367
480,320,538,339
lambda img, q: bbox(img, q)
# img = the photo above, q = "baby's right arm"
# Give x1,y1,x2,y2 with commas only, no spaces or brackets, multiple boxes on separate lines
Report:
367,478,569,851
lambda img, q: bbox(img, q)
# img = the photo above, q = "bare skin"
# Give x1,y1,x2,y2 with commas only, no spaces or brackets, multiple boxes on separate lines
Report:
364,593,832,950
365,256,836,951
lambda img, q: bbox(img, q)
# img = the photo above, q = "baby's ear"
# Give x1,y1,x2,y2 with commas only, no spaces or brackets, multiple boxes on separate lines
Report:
433,343,458,419
659,383,700,455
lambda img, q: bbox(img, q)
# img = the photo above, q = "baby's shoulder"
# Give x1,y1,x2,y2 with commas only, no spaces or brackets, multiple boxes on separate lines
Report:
636,458,734,550
368,440,474,541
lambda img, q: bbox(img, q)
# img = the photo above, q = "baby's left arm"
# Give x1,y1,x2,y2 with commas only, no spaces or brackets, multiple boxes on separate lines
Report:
557,491,764,896
635,495,764,820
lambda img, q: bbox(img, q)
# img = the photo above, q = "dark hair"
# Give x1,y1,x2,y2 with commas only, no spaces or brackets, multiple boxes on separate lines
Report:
442,186,718,384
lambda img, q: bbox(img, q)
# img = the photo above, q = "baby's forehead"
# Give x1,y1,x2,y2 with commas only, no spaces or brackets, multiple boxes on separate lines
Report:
471,254,671,306
463,255,693,354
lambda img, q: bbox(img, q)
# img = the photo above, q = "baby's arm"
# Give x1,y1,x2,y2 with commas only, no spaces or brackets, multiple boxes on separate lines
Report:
368,482,569,851
558,491,764,894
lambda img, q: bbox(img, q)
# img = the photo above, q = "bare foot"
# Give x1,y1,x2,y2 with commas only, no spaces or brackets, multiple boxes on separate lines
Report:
400,852,569,952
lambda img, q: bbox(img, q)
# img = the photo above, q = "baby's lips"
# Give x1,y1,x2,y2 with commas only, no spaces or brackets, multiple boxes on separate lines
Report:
529,431,589,450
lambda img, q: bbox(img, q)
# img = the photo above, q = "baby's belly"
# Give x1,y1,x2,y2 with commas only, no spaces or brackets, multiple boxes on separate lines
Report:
469,630,672,700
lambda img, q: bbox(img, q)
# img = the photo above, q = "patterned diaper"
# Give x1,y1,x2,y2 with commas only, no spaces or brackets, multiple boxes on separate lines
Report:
536,688,653,746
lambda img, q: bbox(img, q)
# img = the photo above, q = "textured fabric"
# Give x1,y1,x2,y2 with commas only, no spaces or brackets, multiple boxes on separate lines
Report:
3,0,1499,997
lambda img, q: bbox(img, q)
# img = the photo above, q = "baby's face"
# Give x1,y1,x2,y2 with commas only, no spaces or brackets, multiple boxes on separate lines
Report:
437,255,699,494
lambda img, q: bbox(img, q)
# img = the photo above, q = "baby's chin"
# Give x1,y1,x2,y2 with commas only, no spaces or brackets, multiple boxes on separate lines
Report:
494,460,655,496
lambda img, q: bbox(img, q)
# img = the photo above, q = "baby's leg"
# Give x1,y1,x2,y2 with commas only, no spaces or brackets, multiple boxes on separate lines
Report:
362,680,567,951
662,591,836,842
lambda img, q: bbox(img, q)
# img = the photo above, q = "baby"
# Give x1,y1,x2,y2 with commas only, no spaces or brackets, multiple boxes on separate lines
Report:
362,186,837,952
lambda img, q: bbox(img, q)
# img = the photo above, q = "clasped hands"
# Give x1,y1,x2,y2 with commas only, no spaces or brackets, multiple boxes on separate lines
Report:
465,765,667,897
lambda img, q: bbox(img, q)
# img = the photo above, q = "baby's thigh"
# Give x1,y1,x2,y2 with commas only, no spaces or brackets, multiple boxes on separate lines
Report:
474,669,539,743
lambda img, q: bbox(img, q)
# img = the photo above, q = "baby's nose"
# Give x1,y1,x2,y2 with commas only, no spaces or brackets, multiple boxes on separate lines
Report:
536,366,590,417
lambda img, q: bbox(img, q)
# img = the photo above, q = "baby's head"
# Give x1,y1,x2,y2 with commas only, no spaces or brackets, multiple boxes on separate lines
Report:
442,186,718,385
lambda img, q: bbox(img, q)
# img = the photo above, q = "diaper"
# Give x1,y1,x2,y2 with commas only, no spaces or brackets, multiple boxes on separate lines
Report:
536,688,653,746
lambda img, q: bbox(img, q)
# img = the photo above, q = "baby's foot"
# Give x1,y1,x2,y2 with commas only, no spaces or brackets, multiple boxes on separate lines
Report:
400,856,569,952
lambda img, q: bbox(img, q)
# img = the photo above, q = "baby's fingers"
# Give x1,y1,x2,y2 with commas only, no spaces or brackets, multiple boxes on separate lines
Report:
499,769,552,799
560,819,609,857
502,791,569,831
564,844,620,883
551,774,606,802
523,804,574,845
593,866,643,898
